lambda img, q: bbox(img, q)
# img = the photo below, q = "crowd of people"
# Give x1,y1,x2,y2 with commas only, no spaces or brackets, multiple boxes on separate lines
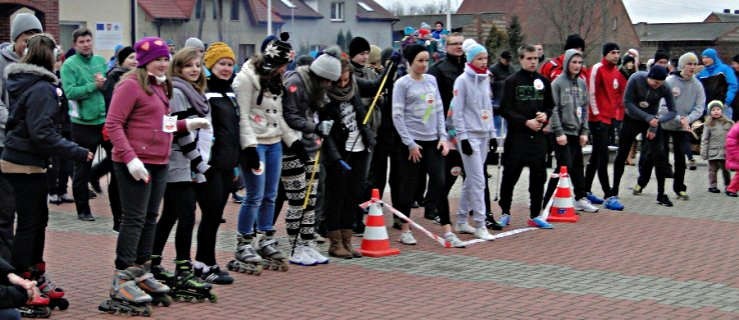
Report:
0,13,738,318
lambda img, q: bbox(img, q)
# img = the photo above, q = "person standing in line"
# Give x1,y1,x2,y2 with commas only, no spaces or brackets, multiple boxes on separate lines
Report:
392,44,466,246
60,27,109,222
639,53,705,200
0,13,44,262
149,48,212,285
698,48,738,121
190,42,240,284
613,65,676,207
102,37,210,314
700,100,734,194
1,33,92,313
542,49,599,213
449,41,500,236
321,56,377,257
281,47,342,264
497,44,554,229
584,43,626,210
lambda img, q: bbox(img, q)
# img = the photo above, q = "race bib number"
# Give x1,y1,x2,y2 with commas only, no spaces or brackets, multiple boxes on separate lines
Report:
163,115,177,133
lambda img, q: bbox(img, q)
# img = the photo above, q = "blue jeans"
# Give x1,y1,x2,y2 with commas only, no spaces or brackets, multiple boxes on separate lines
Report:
0,308,20,320
237,143,282,235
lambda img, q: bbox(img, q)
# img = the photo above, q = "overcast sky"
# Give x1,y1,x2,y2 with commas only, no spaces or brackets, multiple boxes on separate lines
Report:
374,0,739,23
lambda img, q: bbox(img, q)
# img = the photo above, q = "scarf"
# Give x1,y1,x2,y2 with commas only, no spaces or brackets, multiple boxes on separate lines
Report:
467,63,487,74
257,74,284,106
172,77,209,116
326,76,357,102
207,75,233,94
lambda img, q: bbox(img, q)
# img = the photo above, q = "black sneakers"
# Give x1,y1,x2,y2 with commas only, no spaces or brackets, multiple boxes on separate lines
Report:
656,194,673,207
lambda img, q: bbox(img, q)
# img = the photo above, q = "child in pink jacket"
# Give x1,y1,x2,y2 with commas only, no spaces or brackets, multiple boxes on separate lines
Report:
726,116,739,196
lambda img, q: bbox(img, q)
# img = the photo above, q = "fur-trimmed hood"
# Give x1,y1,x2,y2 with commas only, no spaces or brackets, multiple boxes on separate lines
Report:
4,62,59,96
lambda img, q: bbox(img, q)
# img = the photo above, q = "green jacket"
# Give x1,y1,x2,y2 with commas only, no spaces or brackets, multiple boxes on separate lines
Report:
60,53,107,125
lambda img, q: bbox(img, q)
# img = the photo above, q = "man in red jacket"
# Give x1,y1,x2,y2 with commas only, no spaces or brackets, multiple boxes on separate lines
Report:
584,42,627,210
540,34,587,82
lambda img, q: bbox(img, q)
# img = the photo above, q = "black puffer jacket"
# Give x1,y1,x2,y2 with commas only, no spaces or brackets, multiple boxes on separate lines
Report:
206,76,241,170
320,93,376,164
2,63,88,168
428,54,465,114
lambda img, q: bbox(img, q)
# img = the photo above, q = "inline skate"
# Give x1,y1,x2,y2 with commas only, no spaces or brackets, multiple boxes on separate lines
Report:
254,232,288,271
98,267,153,317
22,262,69,311
138,262,173,306
226,234,263,275
169,260,217,303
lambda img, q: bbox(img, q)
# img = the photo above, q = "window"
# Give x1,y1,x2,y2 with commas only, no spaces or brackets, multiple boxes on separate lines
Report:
195,0,202,18
612,18,618,31
331,2,344,21
357,1,373,12
231,0,239,20
280,0,297,9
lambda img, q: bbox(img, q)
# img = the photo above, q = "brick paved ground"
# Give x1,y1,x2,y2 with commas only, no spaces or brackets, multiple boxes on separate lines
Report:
24,159,739,319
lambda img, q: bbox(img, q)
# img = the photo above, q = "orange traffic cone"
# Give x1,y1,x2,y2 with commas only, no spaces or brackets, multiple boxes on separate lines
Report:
547,166,579,223
359,189,401,257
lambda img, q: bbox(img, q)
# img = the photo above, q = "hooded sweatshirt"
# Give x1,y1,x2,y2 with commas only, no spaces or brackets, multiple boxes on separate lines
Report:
2,63,89,168
660,72,706,131
623,71,676,132
0,42,21,148
697,48,738,106
449,64,495,141
550,49,589,137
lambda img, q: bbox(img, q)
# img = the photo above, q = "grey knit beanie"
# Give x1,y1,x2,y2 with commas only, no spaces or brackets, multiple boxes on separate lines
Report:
184,37,205,51
11,13,43,41
310,46,342,81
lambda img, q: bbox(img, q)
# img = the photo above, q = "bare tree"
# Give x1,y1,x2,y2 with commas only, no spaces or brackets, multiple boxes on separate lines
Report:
530,0,604,58
389,2,406,16
197,0,206,39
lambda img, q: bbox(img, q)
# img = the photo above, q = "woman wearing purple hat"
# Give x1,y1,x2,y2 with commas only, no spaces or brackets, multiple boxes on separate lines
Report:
100,37,211,316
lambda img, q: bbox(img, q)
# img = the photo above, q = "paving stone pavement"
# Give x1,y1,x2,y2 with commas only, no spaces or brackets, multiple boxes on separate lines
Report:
26,157,739,319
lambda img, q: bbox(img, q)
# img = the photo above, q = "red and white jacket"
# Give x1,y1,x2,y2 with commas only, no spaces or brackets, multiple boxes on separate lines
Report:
588,58,626,124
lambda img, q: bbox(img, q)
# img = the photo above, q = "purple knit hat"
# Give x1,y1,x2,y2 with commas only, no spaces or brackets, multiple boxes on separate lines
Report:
134,37,170,67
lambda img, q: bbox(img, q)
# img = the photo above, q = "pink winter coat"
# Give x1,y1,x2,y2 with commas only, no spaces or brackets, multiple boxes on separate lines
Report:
726,122,739,170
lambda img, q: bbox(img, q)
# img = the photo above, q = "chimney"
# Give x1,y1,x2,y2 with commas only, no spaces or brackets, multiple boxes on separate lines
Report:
724,9,731,13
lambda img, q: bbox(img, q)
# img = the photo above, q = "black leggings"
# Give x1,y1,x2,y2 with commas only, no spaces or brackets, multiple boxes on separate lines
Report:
393,140,450,225
7,173,47,272
71,124,102,215
152,182,196,261
638,130,687,194
324,151,369,231
498,142,547,219
543,135,587,206
195,168,232,266
584,122,612,197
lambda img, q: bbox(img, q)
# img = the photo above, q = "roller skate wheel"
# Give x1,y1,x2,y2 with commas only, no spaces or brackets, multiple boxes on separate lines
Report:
51,297,70,310
209,294,218,303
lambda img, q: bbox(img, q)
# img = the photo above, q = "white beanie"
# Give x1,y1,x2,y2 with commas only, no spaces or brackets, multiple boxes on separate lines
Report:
11,13,43,41
310,47,342,81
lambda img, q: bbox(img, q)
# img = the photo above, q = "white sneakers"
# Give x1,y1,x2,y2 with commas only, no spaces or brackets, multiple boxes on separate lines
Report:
288,245,318,266
574,198,599,213
304,244,329,264
455,222,477,234
443,232,466,248
398,231,417,245
474,227,495,241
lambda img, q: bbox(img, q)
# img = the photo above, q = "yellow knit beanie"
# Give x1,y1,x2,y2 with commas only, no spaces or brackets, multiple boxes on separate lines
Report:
204,42,235,69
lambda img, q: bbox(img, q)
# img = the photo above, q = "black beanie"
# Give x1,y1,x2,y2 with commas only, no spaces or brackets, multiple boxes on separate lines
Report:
263,32,292,70
349,37,371,58
654,50,669,62
602,42,620,56
116,46,135,66
564,34,585,51
403,44,427,63
622,54,635,65
647,65,668,81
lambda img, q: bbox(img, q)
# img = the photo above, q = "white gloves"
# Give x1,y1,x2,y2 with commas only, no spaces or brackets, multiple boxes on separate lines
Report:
126,158,150,182
186,118,211,131
317,120,334,137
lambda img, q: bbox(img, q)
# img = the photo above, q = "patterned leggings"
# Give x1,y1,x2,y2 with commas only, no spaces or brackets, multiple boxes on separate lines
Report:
280,150,318,244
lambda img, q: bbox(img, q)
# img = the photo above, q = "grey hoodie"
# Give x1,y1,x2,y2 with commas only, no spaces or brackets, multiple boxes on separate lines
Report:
660,73,706,131
0,42,21,148
550,49,589,137
449,63,495,140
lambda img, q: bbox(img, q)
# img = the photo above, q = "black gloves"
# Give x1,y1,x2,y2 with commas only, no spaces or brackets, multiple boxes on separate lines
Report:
461,139,473,155
288,140,310,164
242,147,261,170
